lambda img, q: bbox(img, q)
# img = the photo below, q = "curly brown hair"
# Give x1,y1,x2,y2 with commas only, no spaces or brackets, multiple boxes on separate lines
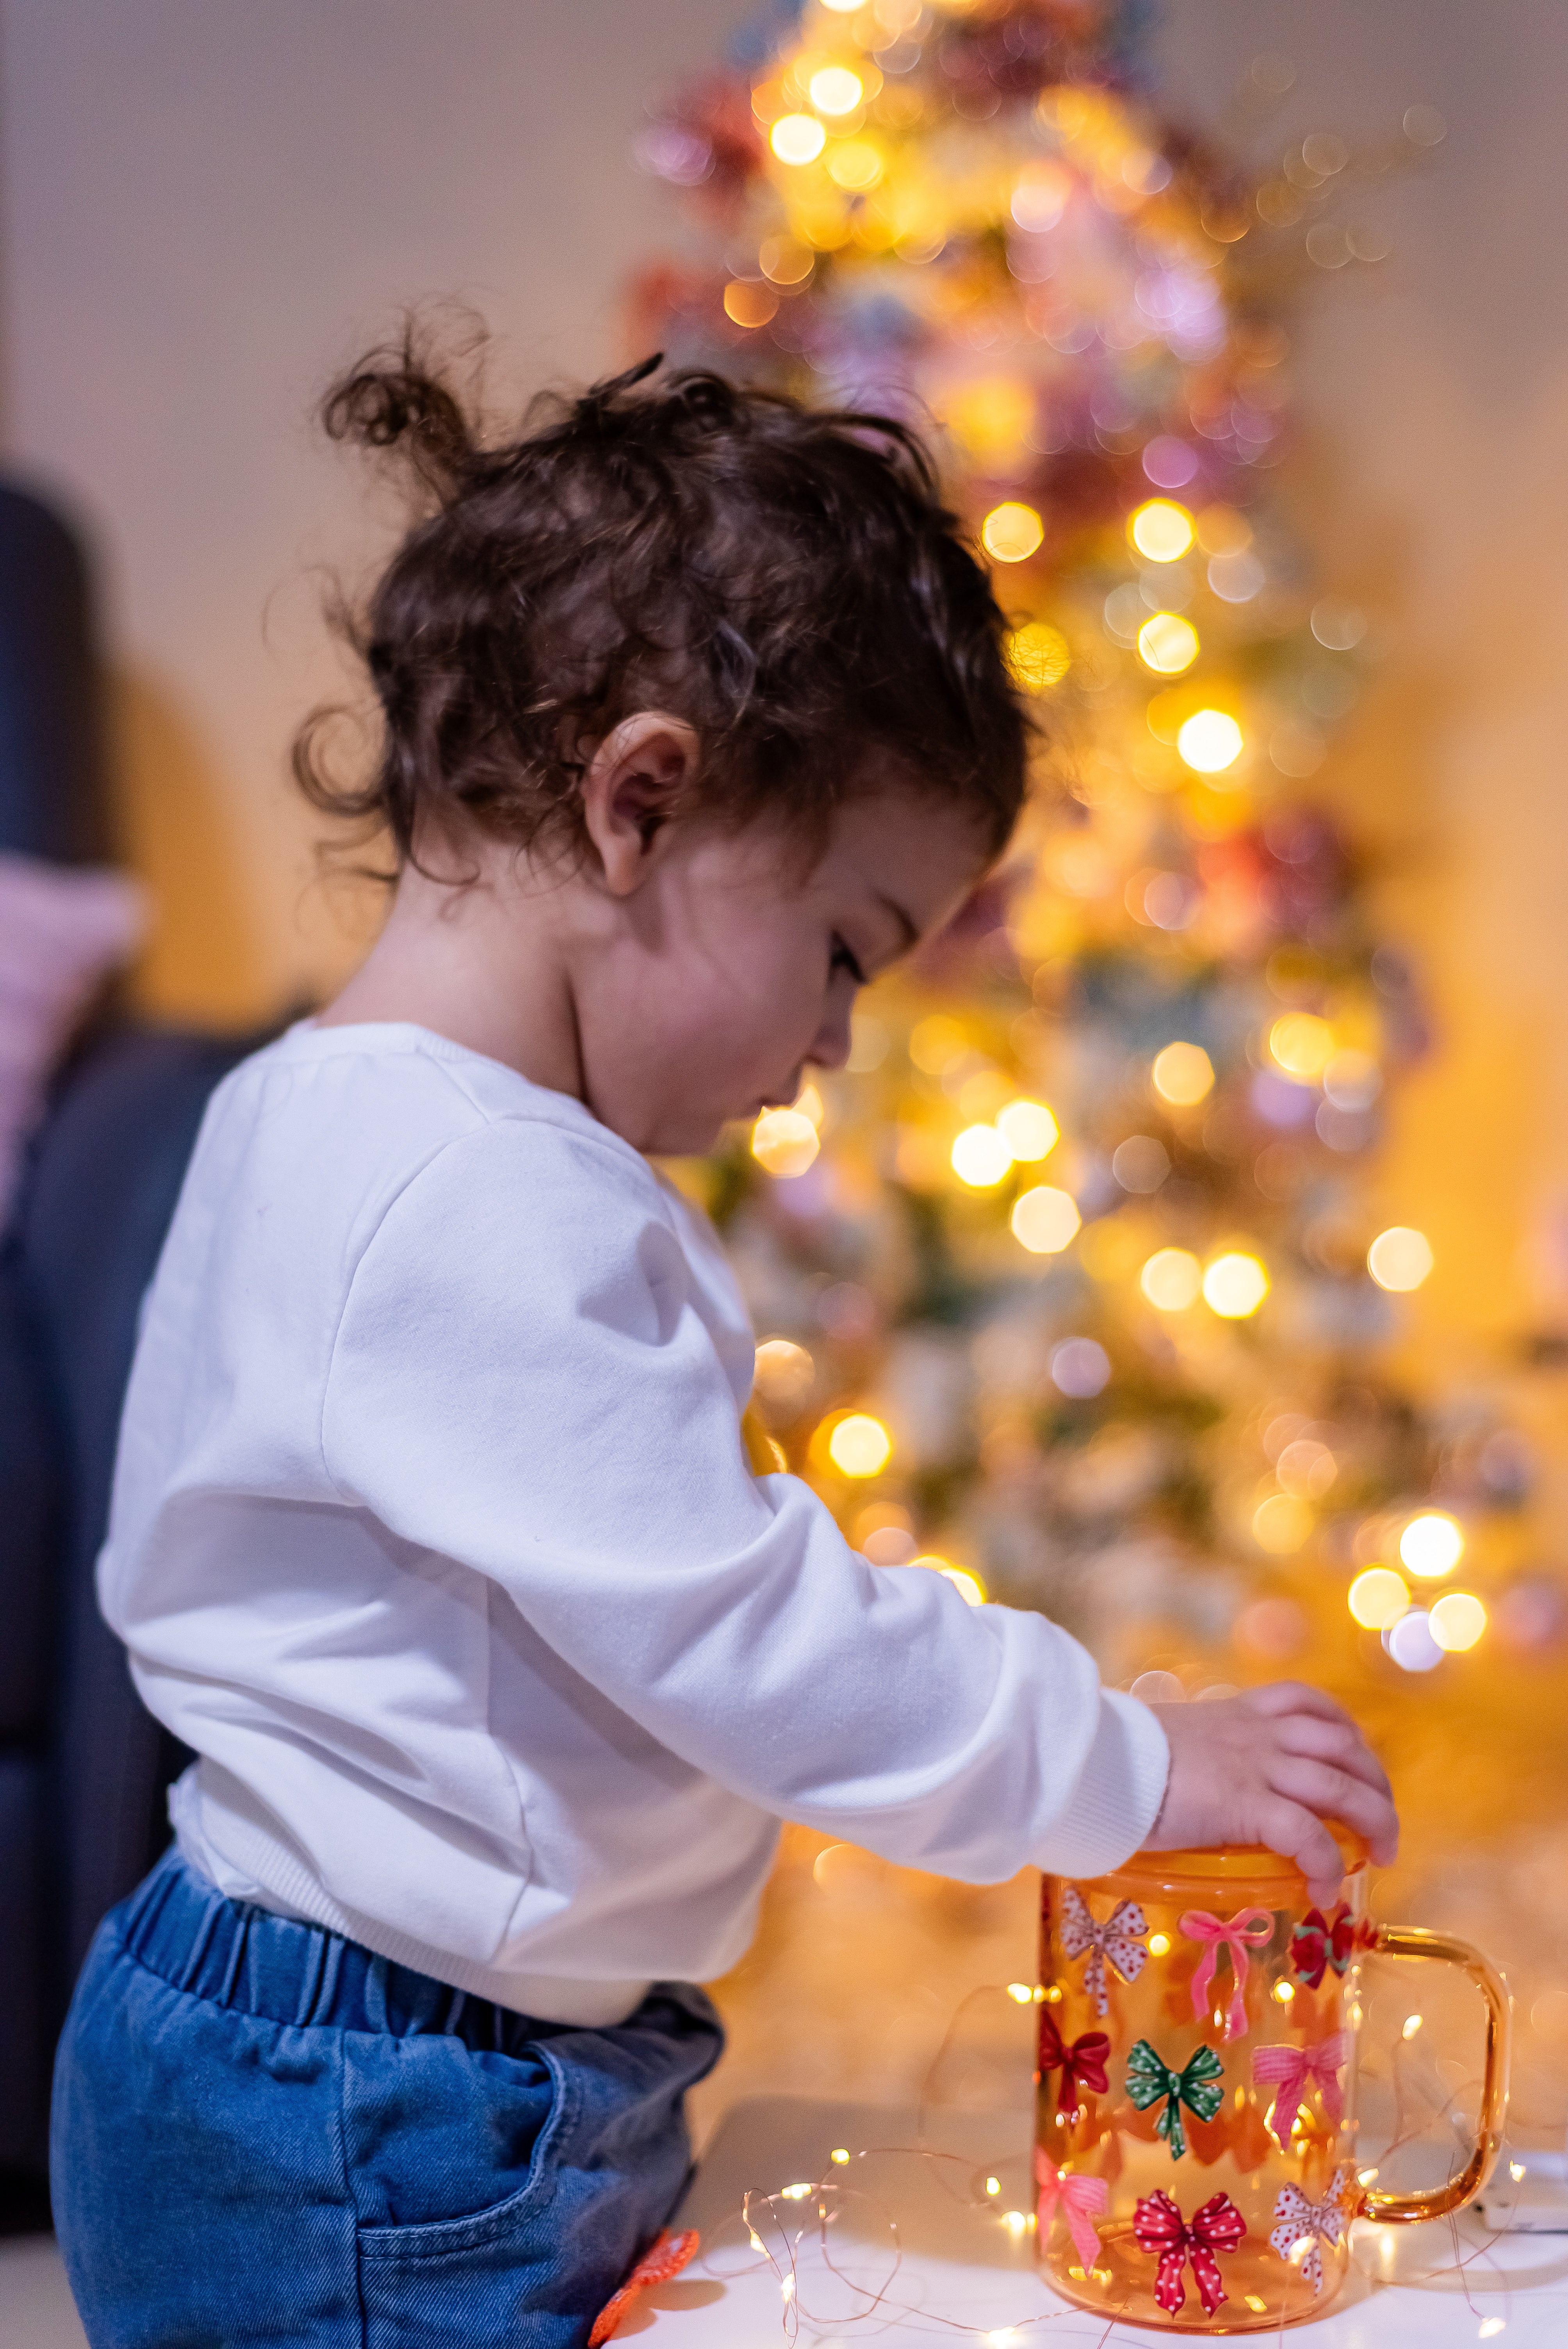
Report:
294,335,1028,872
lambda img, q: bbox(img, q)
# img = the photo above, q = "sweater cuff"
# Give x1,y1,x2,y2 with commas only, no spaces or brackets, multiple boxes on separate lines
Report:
1037,1690,1171,1879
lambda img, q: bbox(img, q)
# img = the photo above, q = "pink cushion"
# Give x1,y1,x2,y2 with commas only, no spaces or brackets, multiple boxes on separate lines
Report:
0,852,146,1221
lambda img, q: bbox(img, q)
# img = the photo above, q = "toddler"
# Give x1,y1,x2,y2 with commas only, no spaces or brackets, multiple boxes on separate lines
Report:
52,348,1396,2348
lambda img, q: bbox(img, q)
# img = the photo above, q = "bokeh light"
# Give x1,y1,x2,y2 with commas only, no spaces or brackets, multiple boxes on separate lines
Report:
996,1098,1059,1160
951,1124,1012,1187
723,280,780,328
1011,1185,1080,1253
908,1013,968,1073
752,1337,814,1407
1348,1567,1409,1629
1010,162,1069,231
771,114,826,164
1051,1337,1110,1397
1151,1041,1215,1105
916,1556,986,1604
1429,1591,1487,1651
982,501,1045,562
1137,611,1199,674
808,65,864,114
1128,499,1195,561
1253,1494,1311,1553
1368,1226,1433,1292
1387,1608,1443,1672
827,1413,893,1476
1177,709,1244,773
826,139,883,190
1203,1251,1270,1317
752,1107,820,1176
1005,620,1071,691
1400,1511,1464,1580
1140,1247,1202,1310
1269,1012,1335,1081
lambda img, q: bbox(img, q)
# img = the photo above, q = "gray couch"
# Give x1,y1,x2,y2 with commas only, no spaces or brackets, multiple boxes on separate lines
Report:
0,483,265,2202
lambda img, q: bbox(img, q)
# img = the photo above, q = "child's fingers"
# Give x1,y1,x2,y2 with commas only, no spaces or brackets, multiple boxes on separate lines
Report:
1256,1795,1345,1901
1242,1680,1358,1728
1271,1712,1393,1796
1265,1755,1400,1861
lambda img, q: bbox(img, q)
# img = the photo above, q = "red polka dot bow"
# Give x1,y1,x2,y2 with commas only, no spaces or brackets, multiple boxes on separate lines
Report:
1133,2189,1247,2317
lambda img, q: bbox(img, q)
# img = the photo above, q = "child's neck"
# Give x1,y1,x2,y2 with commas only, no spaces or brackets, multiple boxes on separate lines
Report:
319,850,586,1100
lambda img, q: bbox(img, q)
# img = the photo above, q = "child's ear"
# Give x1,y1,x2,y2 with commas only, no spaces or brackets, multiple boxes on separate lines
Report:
580,713,699,895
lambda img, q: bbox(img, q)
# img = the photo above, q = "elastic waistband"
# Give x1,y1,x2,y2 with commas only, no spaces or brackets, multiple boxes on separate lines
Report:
114,1850,713,2055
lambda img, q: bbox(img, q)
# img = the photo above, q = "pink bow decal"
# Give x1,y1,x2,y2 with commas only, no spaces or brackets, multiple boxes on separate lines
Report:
1253,2030,1349,2141
1178,1907,1275,2041
1035,2148,1108,2274
1268,2165,1357,2294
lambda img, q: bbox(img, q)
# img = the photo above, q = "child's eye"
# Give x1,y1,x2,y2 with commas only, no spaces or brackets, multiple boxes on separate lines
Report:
830,936,867,986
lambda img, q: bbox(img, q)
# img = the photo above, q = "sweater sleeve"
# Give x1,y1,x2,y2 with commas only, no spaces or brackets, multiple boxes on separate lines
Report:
321,1116,1169,1883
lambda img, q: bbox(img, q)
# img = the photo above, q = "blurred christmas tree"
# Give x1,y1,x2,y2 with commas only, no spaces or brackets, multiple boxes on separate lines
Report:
629,0,1560,1697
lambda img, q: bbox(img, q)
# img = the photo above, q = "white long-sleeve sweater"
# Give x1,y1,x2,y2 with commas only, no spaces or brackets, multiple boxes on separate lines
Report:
98,1022,1169,2026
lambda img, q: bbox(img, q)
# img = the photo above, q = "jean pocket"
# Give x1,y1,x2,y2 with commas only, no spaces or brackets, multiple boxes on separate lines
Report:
349,2032,570,2247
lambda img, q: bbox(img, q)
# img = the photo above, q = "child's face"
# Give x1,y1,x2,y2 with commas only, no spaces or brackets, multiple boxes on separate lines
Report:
576,775,992,1157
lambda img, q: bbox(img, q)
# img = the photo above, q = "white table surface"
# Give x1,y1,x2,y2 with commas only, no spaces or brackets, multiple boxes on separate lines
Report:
5,2097,1563,2348
634,2097,1568,2349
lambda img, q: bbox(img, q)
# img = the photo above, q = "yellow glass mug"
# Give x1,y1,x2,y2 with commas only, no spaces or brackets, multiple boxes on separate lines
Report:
1033,1837,1509,2332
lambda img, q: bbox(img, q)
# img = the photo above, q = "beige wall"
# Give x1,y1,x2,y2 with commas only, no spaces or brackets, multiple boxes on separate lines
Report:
5,0,1568,1469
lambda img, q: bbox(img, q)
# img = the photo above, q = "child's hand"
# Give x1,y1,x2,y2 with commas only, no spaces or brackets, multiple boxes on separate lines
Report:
1144,1682,1397,1905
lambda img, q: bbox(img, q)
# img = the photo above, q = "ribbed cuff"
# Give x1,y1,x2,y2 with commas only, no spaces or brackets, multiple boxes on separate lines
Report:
1037,1690,1171,1879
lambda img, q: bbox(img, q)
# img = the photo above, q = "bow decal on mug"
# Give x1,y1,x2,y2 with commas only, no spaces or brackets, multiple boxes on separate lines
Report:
1133,2188,1247,2316
1034,2149,1108,2274
1059,1887,1148,2019
1125,2037,1226,2162
1268,2165,1358,2294
1290,1901,1354,1988
1037,2008,1110,2120
1178,1905,1276,2041
1253,2029,1349,2142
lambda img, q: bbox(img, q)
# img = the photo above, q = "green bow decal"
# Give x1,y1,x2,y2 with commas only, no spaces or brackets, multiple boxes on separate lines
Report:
1125,2038,1226,2162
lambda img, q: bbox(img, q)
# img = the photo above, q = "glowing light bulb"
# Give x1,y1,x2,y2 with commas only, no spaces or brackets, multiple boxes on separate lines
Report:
1137,612,1199,673
1177,709,1244,773
1399,1511,1464,1579
1005,620,1071,691
1006,1984,1033,2004
752,1107,820,1176
1429,1590,1486,1650
1128,499,1195,561
982,501,1045,562
1151,1040,1214,1104
1347,1567,1410,1629
771,114,826,164
1010,1185,1080,1254
951,1123,1013,1187
1203,1251,1270,1318
1368,1226,1434,1292
1148,1932,1171,1956
1140,1247,1202,1310
809,65,864,115
1402,2014,1424,2040
827,1413,893,1477
996,1098,1059,1160
830,2147,850,2164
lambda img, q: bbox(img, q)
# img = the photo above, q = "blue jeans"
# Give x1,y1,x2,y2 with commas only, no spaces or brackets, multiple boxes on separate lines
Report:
51,1849,723,2347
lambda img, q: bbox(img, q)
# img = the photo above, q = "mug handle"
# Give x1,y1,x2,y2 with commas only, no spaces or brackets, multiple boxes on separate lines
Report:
1357,1924,1511,2224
